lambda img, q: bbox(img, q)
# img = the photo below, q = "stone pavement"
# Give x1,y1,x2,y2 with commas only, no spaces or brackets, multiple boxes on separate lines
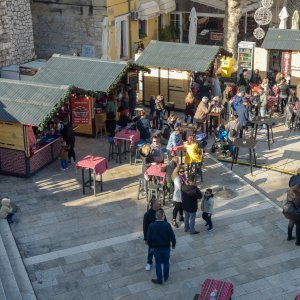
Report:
0,132,300,300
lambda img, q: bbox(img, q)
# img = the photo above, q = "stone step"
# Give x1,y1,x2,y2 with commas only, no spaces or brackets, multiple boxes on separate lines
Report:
0,226,22,300
0,220,36,300
0,275,7,300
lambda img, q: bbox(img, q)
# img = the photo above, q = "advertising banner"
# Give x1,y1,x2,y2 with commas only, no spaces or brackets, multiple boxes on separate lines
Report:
282,51,291,76
71,97,91,125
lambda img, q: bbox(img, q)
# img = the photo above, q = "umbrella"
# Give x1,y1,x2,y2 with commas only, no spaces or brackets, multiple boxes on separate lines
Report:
278,6,289,29
101,17,110,60
291,10,299,30
115,16,121,60
189,7,198,45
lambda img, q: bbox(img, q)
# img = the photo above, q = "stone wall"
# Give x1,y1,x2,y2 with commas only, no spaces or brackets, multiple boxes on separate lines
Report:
0,0,35,66
31,0,107,59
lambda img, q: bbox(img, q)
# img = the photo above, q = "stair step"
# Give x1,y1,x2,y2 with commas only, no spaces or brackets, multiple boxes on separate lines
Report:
0,232,22,300
0,220,36,300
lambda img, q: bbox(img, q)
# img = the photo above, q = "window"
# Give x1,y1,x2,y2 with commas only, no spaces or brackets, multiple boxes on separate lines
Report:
170,13,181,40
121,20,128,58
138,20,148,39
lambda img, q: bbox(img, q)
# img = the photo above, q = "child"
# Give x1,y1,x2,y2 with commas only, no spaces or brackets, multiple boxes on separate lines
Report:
201,189,214,231
0,198,14,224
59,141,69,170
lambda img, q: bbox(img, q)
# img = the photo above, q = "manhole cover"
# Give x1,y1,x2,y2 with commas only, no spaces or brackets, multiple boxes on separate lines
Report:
213,186,238,201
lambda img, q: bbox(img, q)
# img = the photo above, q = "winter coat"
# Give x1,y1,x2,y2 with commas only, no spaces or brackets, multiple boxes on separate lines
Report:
150,143,163,163
194,101,209,122
137,117,151,140
201,195,214,214
184,142,202,164
59,146,69,160
259,93,267,109
181,184,203,213
0,198,13,219
166,132,182,151
283,200,300,224
143,208,167,240
236,105,249,127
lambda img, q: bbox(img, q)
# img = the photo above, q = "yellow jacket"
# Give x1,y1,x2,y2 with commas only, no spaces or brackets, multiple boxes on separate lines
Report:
184,142,203,164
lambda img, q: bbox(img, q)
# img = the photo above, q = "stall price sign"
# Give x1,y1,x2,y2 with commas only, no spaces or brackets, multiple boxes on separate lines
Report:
72,97,91,125
282,51,291,76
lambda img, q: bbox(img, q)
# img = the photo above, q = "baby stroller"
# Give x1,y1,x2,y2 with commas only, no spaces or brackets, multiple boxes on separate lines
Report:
211,125,233,157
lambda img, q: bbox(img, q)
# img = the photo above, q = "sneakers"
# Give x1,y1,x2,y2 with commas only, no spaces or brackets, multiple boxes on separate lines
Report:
172,220,179,228
145,264,152,271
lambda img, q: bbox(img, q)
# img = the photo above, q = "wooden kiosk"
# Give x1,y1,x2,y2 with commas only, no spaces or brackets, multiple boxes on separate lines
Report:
0,79,71,177
136,41,232,110
32,54,143,137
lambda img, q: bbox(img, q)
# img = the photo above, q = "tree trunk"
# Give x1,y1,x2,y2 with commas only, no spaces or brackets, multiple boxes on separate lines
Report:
223,0,242,58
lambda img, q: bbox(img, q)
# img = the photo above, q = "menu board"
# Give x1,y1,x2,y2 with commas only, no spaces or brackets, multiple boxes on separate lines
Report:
254,47,268,72
71,97,91,125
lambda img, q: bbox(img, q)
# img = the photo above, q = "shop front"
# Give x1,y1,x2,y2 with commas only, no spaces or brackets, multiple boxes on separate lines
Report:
0,79,71,177
136,40,231,110
262,28,300,86
32,54,145,137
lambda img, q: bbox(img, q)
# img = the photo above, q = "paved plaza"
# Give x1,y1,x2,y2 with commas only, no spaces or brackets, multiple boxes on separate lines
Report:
0,117,300,300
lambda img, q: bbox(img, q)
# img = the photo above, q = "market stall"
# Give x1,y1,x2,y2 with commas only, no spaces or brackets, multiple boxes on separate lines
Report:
32,54,146,137
261,28,300,86
0,79,71,177
136,40,232,110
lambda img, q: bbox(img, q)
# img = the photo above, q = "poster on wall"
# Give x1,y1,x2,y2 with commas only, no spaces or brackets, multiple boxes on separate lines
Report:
71,97,91,125
282,51,291,76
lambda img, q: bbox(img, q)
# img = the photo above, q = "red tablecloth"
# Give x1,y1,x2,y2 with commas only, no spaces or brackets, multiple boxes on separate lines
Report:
144,163,167,183
76,156,108,175
198,279,234,300
171,145,186,157
114,129,140,145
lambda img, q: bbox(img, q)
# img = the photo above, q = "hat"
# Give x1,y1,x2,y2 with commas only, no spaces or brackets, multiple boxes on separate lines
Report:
202,96,209,102
289,175,300,188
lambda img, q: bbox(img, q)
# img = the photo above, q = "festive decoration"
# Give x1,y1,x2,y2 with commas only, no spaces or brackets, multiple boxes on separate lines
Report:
253,27,265,40
261,0,273,8
254,7,272,26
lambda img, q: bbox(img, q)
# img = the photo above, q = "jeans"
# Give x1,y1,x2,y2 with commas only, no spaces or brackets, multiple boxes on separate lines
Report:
156,110,164,130
60,159,68,169
260,107,267,129
173,201,183,220
153,248,170,283
288,220,300,243
7,213,14,223
147,247,154,265
202,212,213,229
184,211,196,233
279,97,287,113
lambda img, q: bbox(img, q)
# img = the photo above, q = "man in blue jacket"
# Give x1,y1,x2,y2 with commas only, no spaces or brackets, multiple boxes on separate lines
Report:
236,99,250,138
147,209,176,284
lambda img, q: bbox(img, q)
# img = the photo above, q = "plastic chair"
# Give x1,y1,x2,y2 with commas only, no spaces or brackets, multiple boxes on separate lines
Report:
137,177,147,200
187,161,203,182
107,136,118,162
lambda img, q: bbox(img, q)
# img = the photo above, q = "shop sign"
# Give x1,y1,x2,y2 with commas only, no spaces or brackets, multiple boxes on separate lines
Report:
210,32,224,41
282,51,291,76
72,97,91,125
291,52,300,71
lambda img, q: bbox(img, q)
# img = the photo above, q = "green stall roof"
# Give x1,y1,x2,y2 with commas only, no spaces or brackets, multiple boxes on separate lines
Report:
0,79,70,126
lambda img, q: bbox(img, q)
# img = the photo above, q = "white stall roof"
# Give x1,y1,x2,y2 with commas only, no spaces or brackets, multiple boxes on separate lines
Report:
20,59,47,70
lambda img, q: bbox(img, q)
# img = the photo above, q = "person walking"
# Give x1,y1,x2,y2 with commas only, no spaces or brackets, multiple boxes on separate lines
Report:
171,165,186,228
143,198,163,271
201,189,214,231
147,209,176,284
283,175,300,245
62,120,76,163
0,198,15,224
181,175,203,234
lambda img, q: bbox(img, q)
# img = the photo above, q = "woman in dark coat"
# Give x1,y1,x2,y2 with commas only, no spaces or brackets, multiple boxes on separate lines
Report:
62,121,76,163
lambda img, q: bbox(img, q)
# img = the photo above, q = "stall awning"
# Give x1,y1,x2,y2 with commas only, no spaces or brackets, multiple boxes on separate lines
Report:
0,79,70,126
192,0,259,13
138,1,160,20
32,54,129,92
261,28,300,51
159,0,176,14
136,40,232,72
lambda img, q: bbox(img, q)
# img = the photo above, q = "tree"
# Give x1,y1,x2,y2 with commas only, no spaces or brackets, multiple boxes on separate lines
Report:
223,0,242,58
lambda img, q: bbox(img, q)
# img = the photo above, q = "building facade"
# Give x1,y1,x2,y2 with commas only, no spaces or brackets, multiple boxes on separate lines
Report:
0,0,35,66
